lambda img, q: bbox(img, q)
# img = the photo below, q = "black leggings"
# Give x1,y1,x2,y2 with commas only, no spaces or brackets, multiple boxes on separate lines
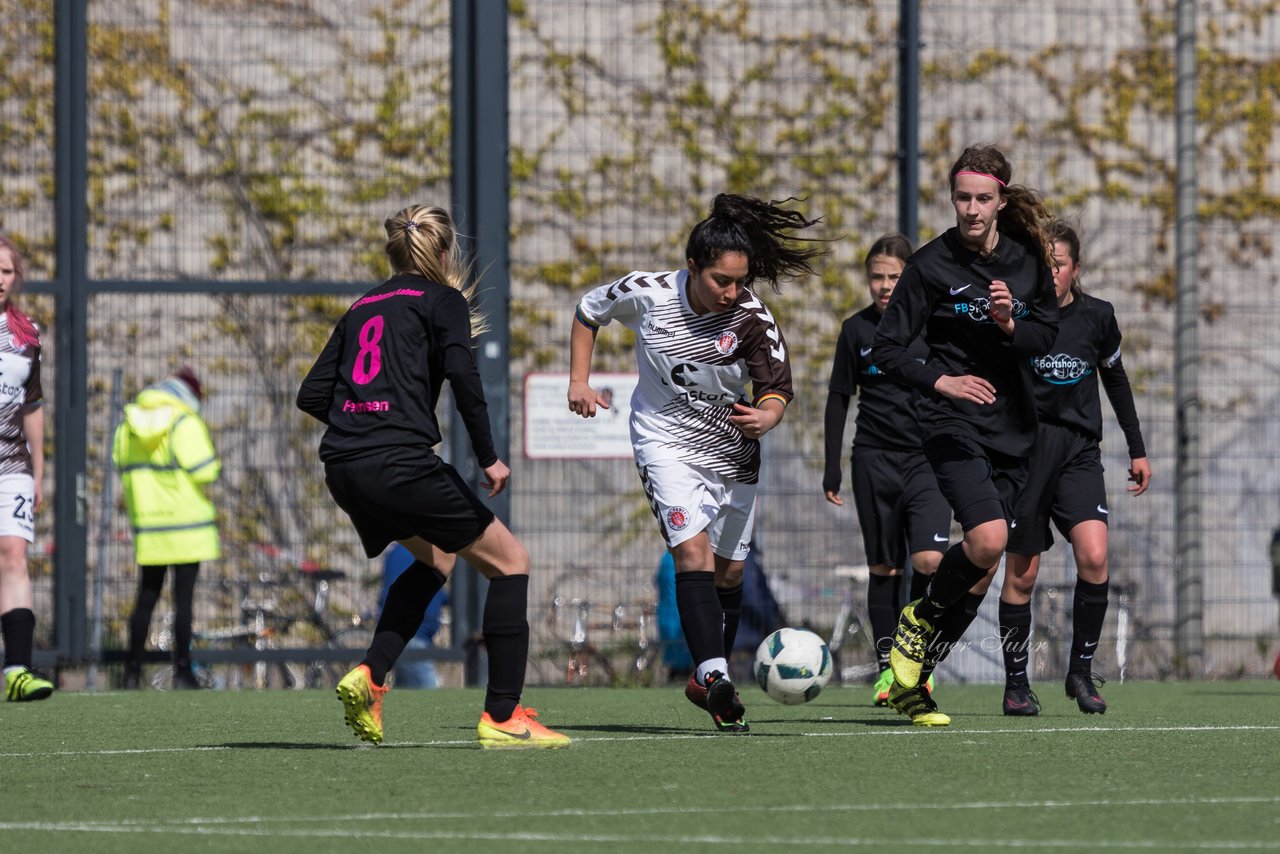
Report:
127,563,199,667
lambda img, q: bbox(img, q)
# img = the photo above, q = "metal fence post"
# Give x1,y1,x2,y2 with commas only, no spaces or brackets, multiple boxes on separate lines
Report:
451,0,510,687
1174,0,1203,677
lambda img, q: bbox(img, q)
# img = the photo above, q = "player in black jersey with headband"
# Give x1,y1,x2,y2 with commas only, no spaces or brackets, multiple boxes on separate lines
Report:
872,145,1059,725
298,205,569,749
984,220,1150,717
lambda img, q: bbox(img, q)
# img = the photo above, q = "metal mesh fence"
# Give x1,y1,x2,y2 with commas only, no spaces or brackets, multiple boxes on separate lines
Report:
0,0,1276,686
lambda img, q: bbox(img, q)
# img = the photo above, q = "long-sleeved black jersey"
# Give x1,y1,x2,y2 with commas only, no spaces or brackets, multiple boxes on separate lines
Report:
296,272,496,467
827,305,928,452
872,228,1059,458
1029,293,1146,459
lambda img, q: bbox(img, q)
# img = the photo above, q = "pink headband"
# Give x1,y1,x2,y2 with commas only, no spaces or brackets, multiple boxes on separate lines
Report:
954,170,1007,187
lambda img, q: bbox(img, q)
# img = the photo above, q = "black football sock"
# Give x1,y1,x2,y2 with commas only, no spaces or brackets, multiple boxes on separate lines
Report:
482,574,530,722
908,568,932,604
915,544,990,625
675,571,725,675
363,562,448,686
999,599,1033,688
868,574,902,672
717,582,744,661
1069,578,1109,675
920,592,986,682
1,607,36,669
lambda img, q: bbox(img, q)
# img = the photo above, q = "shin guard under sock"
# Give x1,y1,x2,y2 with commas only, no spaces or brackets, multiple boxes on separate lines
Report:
364,562,449,686
482,574,530,722
999,599,1033,687
916,544,990,625
1069,578,1109,674
868,574,902,671
675,572,725,674
1,608,35,670
717,582,744,661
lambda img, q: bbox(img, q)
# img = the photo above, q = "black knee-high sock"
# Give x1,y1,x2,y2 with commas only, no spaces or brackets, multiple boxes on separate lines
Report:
920,591,986,681
675,572,724,669
868,574,902,671
1069,578,1109,675
999,600,1033,688
482,574,529,722
128,566,167,665
172,563,199,669
916,544,989,624
1,607,35,669
363,561,449,686
908,569,932,604
717,582,744,660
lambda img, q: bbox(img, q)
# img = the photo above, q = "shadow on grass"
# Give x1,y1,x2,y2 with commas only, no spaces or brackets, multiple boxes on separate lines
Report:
215,742,357,750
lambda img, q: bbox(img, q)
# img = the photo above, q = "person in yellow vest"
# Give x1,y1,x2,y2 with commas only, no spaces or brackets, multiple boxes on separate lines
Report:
113,367,220,689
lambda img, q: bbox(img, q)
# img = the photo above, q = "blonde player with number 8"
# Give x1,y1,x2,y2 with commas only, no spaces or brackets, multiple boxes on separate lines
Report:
298,205,569,749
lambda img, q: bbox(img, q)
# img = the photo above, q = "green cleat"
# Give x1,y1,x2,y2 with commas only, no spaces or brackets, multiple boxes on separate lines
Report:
5,667,53,702
888,679,950,726
889,600,935,689
336,665,387,745
872,668,894,706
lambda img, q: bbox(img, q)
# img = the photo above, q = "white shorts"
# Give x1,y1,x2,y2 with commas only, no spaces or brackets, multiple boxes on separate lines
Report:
637,459,756,560
0,474,35,542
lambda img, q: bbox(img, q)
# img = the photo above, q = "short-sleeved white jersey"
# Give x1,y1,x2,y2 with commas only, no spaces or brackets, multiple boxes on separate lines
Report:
576,269,792,484
0,314,41,478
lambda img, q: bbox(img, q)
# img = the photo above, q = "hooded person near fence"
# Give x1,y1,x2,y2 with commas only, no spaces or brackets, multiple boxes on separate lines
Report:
112,367,220,689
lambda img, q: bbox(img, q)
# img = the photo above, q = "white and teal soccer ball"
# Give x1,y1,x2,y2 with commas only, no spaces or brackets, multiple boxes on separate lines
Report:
753,628,833,705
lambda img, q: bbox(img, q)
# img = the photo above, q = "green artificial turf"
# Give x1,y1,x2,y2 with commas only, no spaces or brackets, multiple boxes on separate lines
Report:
3,680,1278,852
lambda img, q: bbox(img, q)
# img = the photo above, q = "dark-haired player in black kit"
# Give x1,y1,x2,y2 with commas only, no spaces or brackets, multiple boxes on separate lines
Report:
298,204,569,749
823,233,950,706
986,221,1150,717
872,145,1059,726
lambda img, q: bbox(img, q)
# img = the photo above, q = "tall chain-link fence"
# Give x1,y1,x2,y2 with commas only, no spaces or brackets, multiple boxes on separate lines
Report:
0,0,1276,685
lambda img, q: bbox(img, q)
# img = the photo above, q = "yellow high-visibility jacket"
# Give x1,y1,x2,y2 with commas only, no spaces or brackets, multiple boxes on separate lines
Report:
111,381,220,566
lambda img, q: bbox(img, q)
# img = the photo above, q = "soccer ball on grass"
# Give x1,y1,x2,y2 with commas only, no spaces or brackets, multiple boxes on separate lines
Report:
753,627,833,704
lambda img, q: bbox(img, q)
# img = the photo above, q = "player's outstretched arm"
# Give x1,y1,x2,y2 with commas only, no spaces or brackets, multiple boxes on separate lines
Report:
567,314,610,418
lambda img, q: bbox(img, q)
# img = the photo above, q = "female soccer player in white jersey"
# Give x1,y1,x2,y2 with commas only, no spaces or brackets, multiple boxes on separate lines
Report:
989,221,1150,717
0,235,52,703
568,193,824,733
872,145,1059,726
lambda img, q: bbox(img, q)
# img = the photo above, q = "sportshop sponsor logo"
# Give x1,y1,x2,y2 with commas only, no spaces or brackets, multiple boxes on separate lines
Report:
1030,353,1092,384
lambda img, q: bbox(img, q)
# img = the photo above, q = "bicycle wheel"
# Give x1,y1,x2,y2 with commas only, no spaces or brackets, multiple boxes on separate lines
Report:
304,627,373,690
148,664,219,691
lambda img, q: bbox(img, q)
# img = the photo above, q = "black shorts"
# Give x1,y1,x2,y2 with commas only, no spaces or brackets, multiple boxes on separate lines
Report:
923,434,1029,532
851,445,952,568
324,447,495,558
1006,422,1108,556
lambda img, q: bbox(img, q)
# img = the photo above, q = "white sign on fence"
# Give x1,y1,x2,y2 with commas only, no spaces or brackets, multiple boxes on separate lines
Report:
523,372,638,459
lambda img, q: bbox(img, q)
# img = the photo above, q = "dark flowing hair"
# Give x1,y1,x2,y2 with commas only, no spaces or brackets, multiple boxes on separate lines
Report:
949,145,1053,267
684,193,826,294
0,235,39,350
